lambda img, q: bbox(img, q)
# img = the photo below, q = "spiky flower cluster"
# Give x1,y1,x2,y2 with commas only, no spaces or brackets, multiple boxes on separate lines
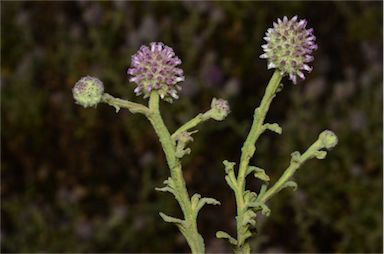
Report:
260,16,317,84
73,76,104,108
127,42,185,102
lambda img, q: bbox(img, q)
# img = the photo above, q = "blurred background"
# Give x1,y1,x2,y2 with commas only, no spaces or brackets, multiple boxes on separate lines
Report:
1,1,382,253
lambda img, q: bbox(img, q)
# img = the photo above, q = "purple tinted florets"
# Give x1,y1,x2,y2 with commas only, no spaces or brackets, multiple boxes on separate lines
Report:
260,16,317,84
127,42,185,102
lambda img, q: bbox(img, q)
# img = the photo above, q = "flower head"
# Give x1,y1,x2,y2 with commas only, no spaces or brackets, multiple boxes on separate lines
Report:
210,98,230,121
260,16,317,84
73,76,104,108
127,42,185,102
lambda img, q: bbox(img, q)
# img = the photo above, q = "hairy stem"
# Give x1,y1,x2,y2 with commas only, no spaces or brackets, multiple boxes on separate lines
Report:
235,70,282,251
260,139,322,203
147,92,204,254
101,93,150,115
171,110,212,139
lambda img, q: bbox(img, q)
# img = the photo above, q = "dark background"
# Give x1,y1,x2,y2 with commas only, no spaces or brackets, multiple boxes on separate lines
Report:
1,1,383,253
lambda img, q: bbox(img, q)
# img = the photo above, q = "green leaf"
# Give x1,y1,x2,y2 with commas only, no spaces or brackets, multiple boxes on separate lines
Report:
280,180,298,191
225,175,237,191
192,193,220,216
263,123,282,134
315,150,327,159
223,160,236,174
244,190,257,204
247,201,271,216
155,177,177,198
247,166,270,182
223,160,238,191
159,212,185,225
216,231,238,245
290,151,301,164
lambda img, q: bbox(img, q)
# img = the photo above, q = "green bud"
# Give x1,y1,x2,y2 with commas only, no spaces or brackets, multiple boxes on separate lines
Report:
73,76,104,108
319,130,338,150
210,98,230,121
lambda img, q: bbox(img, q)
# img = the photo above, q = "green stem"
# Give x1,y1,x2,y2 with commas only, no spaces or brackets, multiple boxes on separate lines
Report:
171,110,212,139
260,139,322,203
101,93,150,115
147,92,204,254
235,70,282,250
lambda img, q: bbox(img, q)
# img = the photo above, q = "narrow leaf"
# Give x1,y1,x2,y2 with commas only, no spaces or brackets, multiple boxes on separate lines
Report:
264,123,282,134
159,212,184,225
216,231,238,245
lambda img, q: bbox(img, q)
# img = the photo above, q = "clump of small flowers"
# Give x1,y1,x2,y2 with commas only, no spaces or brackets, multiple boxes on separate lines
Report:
260,16,317,84
72,76,104,108
127,42,185,102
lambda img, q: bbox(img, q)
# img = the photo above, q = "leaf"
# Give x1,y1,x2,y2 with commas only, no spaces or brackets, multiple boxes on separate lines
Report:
223,160,236,174
244,190,257,204
223,160,238,191
155,177,177,198
216,231,238,245
280,181,298,192
247,201,271,216
159,212,185,225
290,151,301,164
315,150,327,159
225,175,237,191
263,123,282,134
192,193,220,216
247,166,270,182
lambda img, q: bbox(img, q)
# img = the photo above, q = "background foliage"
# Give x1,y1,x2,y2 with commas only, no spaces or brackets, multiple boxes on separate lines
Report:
1,1,382,253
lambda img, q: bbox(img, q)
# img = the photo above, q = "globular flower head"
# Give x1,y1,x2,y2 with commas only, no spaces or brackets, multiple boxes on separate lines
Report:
210,98,230,121
260,16,317,84
73,76,104,108
127,42,185,103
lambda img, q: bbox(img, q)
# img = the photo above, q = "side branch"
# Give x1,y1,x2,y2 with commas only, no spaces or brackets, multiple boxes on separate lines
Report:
171,111,211,139
101,93,151,115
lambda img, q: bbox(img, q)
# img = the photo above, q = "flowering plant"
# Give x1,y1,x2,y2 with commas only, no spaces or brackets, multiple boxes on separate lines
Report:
73,42,229,253
216,16,337,254
73,17,337,254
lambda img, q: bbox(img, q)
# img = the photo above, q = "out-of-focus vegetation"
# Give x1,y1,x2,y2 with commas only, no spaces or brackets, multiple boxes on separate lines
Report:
1,1,382,253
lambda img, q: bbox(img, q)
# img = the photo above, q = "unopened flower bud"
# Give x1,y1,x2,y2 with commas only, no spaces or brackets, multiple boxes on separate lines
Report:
73,76,104,108
319,130,338,150
210,98,230,121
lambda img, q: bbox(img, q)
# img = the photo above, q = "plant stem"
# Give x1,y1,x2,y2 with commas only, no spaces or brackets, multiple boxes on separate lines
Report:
171,110,212,139
260,139,322,203
235,70,282,251
101,93,150,115
147,92,204,254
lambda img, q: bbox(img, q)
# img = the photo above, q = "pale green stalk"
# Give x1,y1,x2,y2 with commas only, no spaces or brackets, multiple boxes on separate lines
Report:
234,70,282,253
147,92,204,254
101,92,223,254
217,70,337,254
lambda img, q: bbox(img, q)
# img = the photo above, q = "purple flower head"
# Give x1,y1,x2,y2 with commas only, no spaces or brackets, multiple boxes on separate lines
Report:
260,16,317,84
127,42,185,102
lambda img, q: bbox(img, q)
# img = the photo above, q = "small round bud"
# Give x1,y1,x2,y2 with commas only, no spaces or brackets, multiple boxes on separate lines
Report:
73,76,104,108
319,130,338,150
210,98,230,121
